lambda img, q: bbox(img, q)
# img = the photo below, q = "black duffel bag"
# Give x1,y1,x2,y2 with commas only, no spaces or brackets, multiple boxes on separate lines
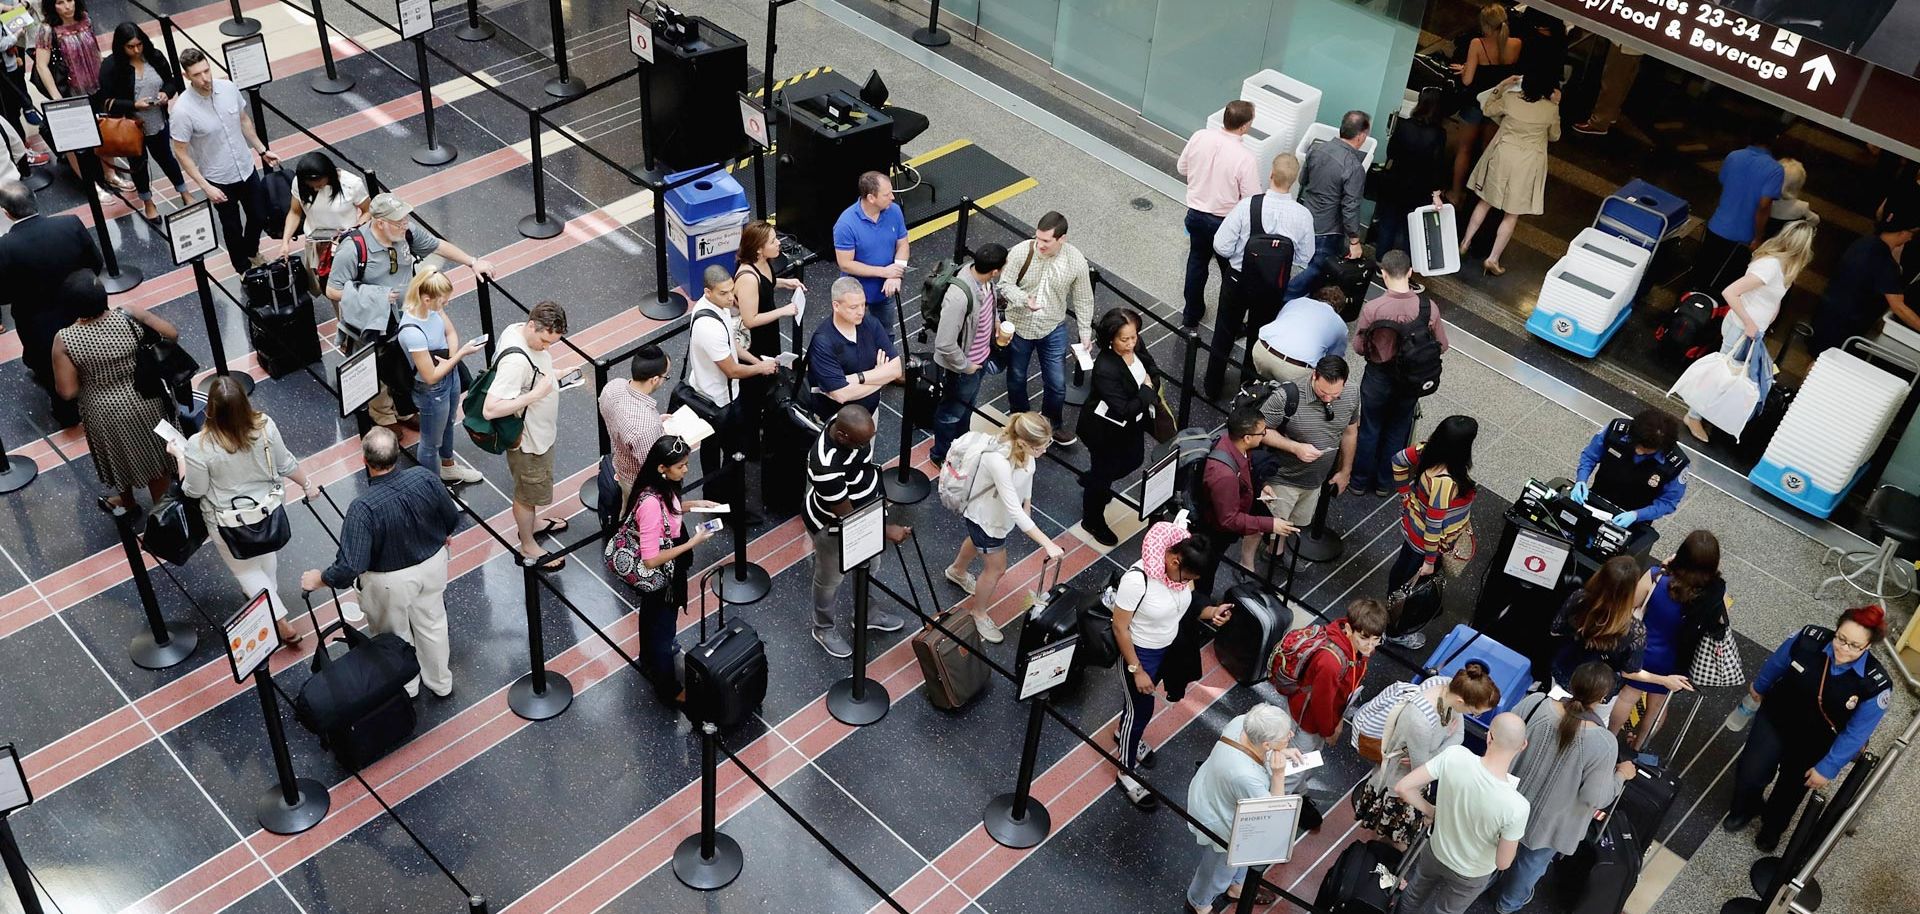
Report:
296,607,421,769
141,484,207,565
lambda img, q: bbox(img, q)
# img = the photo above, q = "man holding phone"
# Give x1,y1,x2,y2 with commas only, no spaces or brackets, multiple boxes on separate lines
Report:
484,301,573,571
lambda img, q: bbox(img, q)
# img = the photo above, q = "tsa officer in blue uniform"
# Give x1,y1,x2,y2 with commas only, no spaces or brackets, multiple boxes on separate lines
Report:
1571,409,1689,553
1723,605,1893,852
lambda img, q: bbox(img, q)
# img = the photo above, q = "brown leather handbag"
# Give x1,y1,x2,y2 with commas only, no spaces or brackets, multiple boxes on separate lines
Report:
96,116,145,158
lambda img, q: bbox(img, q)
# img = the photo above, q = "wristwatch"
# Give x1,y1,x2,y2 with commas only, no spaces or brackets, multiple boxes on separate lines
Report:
1127,663,1141,674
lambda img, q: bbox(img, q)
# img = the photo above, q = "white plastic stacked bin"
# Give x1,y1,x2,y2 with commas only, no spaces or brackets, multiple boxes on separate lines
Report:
1239,69,1320,162
1750,346,1913,518
1526,227,1651,357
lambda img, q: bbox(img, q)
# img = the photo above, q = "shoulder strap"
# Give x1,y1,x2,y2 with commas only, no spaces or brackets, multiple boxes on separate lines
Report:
1015,244,1037,286
1248,194,1265,238
347,230,370,283
1279,381,1300,419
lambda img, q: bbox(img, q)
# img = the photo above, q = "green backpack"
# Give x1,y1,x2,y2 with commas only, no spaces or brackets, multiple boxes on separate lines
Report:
917,259,975,343
461,347,534,454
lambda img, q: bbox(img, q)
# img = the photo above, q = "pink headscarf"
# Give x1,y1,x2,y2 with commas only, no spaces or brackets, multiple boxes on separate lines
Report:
1140,521,1192,591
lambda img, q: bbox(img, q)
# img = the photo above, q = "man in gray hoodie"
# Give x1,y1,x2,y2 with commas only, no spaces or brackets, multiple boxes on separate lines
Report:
928,242,1008,465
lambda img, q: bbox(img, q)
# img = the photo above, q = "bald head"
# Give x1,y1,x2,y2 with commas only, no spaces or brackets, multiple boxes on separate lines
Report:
1488,712,1529,752
363,427,400,475
830,405,876,445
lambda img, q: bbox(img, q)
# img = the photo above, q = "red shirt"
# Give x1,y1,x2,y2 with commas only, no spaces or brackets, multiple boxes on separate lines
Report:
1286,624,1370,739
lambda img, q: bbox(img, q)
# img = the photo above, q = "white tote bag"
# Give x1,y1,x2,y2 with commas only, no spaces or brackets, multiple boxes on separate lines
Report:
1668,339,1761,439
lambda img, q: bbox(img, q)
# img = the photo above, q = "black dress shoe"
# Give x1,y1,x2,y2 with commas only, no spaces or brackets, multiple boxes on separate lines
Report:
1722,810,1754,832
1755,829,1782,853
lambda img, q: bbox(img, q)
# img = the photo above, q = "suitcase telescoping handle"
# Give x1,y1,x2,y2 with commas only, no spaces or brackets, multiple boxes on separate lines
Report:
1033,555,1062,601
1638,687,1701,764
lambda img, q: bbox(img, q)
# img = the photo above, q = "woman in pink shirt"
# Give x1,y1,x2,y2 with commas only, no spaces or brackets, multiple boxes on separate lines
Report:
619,436,718,702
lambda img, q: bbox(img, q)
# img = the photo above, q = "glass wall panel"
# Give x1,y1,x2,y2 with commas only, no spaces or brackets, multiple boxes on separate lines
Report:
941,0,980,22
1139,0,1274,137
1262,0,1422,137
979,0,1059,61
1052,0,1155,110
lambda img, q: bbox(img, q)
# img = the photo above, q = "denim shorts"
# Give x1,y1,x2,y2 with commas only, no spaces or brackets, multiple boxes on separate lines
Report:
965,519,1007,552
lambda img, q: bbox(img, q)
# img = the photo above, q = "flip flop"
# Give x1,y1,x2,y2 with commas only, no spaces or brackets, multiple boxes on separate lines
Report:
538,518,570,536
1226,887,1279,906
538,555,567,572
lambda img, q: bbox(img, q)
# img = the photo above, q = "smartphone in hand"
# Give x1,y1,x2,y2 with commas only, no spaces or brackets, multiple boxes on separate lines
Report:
556,368,585,391
696,518,724,536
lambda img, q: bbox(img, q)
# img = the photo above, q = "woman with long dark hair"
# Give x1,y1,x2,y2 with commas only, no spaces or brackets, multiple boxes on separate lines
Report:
34,0,124,195
621,435,718,702
279,151,369,297
1374,88,1449,255
1615,530,1728,746
1458,69,1562,275
94,21,186,219
1382,415,1479,648
1550,555,1693,725
1076,307,1162,546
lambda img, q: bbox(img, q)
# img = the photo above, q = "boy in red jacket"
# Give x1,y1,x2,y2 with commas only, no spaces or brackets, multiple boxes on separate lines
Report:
1286,598,1390,757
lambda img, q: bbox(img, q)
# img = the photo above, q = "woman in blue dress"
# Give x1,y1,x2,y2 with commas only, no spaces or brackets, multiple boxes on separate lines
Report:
1612,530,1728,748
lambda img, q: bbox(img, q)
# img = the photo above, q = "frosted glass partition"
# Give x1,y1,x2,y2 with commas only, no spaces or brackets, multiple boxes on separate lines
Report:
1053,0,1155,110
979,0,1060,59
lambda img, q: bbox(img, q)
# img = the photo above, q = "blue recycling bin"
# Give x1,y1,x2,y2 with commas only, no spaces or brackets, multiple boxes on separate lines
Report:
663,167,751,297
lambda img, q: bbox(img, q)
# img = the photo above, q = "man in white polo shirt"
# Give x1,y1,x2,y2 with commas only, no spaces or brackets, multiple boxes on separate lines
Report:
170,47,276,274
684,264,777,520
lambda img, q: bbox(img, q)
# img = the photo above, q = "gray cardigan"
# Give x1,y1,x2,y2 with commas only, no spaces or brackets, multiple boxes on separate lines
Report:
1509,692,1624,854
932,269,992,373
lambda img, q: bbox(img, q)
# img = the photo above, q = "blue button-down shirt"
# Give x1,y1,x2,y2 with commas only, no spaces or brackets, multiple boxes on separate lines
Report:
1257,297,1349,364
1213,189,1314,274
1577,431,1686,523
1753,637,1890,779
322,466,460,589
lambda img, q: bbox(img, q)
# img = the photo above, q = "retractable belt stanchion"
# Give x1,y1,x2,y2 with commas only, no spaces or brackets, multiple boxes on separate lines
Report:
711,451,771,604
982,694,1051,848
0,814,44,914
191,253,253,394
578,359,611,518
884,356,932,505
466,897,489,914
912,0,952,47
43,91,140,293
103,500,198,669
541,0,585,99
1723,792,1830,914
476,279,497,362
410,36,456,166
517,109,562,239
1179,327,1199,428
307,0,354,93
81,168,142,294
0,430,36,493
219,0,260,37
672,721,744,889
1291,478,1345,563
455,0,494,41
509,559,574,720
640,172,688,319
248,661,329,833
828,564,889,725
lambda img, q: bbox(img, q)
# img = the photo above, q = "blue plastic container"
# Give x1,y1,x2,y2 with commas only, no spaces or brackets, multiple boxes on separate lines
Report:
1526,302,1634,358
662,167,751,297
1747,457,1864,519
1419,624,1536,730
1596,179,1688,250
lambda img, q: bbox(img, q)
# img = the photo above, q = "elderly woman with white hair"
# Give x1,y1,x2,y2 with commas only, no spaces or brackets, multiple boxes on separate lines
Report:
1183,703,1303,914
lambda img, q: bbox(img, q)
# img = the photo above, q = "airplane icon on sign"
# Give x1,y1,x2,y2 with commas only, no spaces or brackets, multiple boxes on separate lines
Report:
1772,29,1800,55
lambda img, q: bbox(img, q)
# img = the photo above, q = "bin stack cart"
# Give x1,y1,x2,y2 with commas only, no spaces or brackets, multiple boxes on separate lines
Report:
1527,179,1686,357
1750,339,1917,518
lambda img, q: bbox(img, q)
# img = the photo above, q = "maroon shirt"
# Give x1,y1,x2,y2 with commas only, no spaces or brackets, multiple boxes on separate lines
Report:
1202,436,1269,538
1352,289,1450,364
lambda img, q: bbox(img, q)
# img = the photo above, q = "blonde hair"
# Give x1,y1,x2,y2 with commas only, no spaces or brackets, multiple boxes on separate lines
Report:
1269,153,1300,192
1478,4,1511,58
1753,215,1819,286
1777,158,1805,201
404,267,455,318
1002,412,1053,469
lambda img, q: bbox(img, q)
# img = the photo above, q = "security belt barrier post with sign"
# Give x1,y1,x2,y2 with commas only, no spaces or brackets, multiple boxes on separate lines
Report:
166,199,253,395
983,634,1078,848
399,0,456,167
739,91,770,217
305,0,355,93
827,498,891,726
41,96,142,295
223,34,273,157
0,743,42,914
227,589,330,834
102,498,200,669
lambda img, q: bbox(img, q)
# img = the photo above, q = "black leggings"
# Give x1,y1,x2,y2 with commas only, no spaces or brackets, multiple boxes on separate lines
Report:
126,129,187,199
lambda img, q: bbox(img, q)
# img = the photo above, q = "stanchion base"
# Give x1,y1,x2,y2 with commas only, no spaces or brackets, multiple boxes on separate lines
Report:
1720,900,1768,914
640,291,689,321
1293,528,1345,564
219,17,261,37
0,456,38,494
413,144,458,167
518,213,564,240
455,22,495,41
883,468,932,506
672,832,743,890
544,76,587,99
102,266,143,295
578,484,600,516
130,622,199,670
256,777,330,835
1749,858,1819,909
21,167,51,191
201,372,255,395
982,793,1052,848
509,671,574,721
712,562,772,606
309,73,356,95
827,677,890,726
912,26,952,47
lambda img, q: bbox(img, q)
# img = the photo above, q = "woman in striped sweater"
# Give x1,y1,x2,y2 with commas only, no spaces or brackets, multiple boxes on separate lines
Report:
1383,415,1479,649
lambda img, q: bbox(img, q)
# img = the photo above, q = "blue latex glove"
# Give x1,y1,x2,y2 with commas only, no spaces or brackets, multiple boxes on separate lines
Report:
1611,510,1638,527
1570,481,1589,503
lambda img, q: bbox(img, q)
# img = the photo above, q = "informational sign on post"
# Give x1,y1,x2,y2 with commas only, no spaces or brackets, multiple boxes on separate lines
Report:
1227,793,1304,867
0,744,30,815
839,497,886,573
41,96,100,154
738,92,769,149
1016,636,1077,700
627,8,654,63
1139,449,1179,520
336,343,380,417
165,200,220,266
224,589,279,684
223,34,272,91
396,0,433,40
1503,529,1571,589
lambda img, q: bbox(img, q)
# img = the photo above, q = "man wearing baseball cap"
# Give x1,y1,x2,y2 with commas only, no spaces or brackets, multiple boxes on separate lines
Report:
327,193,495,429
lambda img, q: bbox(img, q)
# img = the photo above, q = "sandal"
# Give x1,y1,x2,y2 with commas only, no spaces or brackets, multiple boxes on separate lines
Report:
537,518,570,536
1226,887,1279,905
538,555,567,571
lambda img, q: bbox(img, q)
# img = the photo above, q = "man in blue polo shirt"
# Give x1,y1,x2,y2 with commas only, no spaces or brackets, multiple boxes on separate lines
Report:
834,171,911,336
1698,124,1784,293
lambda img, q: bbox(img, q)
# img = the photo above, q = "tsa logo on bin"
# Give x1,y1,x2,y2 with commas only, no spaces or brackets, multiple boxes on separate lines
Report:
1552,317,1574,337
1781,471,1805,493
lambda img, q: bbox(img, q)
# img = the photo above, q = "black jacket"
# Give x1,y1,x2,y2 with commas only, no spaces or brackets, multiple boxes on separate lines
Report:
1078,348,1160,445
0,214,101,376
93,50,182,118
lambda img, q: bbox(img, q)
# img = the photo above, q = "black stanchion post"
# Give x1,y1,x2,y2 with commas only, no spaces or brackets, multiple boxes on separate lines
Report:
1291,478,1345,563
1178,327,1198,428
219,0,261,37
635,60,656,176
476,278,496,362
308,0,354,94
518,109,561,239
410,38,456,166
912,0,952,46
1723,792,1829,914
579,359,611,519
712,451,771,604
641,181,688,320
1233,867,1269,914
192,257,254,394
952,197,971,262
103,500,198,669
455,0,494,41
466,897,488,914
0,815,45,914
541,0,585,98
673,722,743,889
883,354,932,505
827,566,889,725
247,89,269,153
982,695,1052,847
0,430,38,493
250,663,329,834
509,560,574,720
83,173,142,294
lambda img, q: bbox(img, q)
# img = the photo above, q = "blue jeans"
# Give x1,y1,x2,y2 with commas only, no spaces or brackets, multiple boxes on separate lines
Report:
1183,209,1227,326
1186,845,1248,909
1375,202,1413,255
1005,323,1070,425
867,297,899,338
413,374,459,471
1285,232,1345,299
931,366,987,463
1491,843,1557,913
1352,368,1416,491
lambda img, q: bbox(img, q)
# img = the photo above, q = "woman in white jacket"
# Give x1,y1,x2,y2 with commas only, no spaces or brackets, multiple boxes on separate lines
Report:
943,412,1064,643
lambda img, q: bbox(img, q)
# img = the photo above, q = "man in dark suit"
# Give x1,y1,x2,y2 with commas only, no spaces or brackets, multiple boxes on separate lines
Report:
0,180,101,427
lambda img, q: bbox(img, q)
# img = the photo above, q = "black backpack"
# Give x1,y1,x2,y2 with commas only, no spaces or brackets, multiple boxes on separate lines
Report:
1240,194,1296,309
1654,291,1727,363
1372,297,1443,398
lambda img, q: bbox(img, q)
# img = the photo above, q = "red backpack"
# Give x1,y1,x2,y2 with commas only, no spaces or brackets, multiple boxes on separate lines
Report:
1267,623,1357,702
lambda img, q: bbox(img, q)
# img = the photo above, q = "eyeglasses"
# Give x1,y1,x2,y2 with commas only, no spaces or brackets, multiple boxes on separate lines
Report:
380,245,399,275
1834,634,1870,651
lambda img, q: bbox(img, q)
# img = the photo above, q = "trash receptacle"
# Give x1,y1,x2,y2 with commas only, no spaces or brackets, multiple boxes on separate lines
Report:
663,167,751,297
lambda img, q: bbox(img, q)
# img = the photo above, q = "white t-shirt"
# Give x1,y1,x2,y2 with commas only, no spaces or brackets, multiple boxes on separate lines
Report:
1424,745,1530,878
1735,256,1788,335
487,323,558,456
1112,564,1192,650
688,299,743,405
304,171,369,234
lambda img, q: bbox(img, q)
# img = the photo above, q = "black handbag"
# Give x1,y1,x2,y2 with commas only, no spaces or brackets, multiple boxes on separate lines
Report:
142,484,207,565
218,494,292,559
132,318,199,405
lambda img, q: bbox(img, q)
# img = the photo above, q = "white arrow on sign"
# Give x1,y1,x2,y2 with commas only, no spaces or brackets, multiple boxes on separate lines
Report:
1801,54,1836,91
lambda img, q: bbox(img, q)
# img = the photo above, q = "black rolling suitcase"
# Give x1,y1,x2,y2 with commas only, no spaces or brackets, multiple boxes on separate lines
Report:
1014,559,1074,657
762,363,819,516
294,603,421,770
684,574,769,729
1214,582,1295,686
1322,256,1376,320
1314,828,1425,914
1562,811,1643,914
244,255,322,378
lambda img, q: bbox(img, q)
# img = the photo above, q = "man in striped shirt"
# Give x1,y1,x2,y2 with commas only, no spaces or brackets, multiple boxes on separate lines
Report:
806,405,910,658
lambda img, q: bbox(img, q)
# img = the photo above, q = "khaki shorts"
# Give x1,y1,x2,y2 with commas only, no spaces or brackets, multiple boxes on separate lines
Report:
1266,481,1322,528
506,447,555,507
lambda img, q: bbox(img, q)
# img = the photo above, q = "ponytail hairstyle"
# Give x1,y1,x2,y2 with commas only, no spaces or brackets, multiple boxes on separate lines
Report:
1478,3,1510,58
1573,555,1643,651
1558,661,1614,750
1839,605,1889,644
1447,661,1501,717
1665,530,1721,606
1002,412,1053,469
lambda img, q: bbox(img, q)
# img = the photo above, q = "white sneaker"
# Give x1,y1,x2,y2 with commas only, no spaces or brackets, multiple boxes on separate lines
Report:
973,613,1004,644
440,463,484,485
944,566,977,594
